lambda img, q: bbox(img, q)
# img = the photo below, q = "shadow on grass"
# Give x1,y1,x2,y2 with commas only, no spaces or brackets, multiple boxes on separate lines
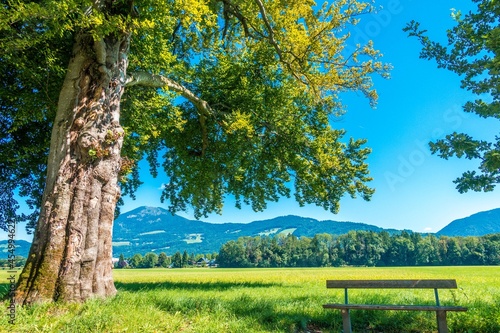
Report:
227,296,338,332
114,280,283,292
116,279,340,332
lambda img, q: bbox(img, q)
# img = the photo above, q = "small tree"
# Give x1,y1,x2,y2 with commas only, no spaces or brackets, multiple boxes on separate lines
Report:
141,252,158,268
116,253,128,269
129,253,143,268
172,251,182,268
182,250,189,268
158,252,169,268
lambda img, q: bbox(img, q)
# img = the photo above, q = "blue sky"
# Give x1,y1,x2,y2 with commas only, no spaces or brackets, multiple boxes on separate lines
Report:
6,0,500,241
118,0,499,233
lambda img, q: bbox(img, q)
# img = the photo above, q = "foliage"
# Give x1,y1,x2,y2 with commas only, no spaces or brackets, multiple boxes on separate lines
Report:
217,231,500,268
0,0,390,232
140,252,158,268
404,0,500,193
171,251,182,268
2,266,499,332
182,250,189,268
0,1,70,231
128,253,143,268
0,256,26,268
157,252,170,268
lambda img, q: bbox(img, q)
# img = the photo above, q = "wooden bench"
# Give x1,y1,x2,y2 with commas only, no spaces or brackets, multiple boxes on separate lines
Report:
323,279,467,333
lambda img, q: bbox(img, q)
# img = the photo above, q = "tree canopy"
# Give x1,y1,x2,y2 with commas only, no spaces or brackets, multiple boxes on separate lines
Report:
1,0,390,232
405,0,500,193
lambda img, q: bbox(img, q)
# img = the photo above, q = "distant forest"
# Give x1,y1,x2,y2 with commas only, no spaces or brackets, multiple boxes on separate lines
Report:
217,231,500,268
10,231,496,270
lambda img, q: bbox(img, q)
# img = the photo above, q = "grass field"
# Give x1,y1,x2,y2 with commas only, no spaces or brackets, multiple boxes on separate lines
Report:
1,266,499,332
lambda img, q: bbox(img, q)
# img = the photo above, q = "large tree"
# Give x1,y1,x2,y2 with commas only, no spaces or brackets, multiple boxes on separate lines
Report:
405,0,500,193
1,0,389,304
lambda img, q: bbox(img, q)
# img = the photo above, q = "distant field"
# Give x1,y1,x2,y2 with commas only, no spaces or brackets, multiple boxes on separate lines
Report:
183,233,203,244
1,266,499,332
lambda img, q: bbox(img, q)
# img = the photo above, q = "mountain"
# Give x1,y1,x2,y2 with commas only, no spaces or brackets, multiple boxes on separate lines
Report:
0,240,31,259
112,206,401,257
4,206,500,259
437,208,500,237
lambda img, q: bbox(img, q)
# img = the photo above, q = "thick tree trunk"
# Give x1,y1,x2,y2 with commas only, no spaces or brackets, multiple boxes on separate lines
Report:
15,31,130,304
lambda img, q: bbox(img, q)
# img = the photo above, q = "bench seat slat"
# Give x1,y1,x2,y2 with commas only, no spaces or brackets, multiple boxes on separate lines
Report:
326,279,458,289
323,303,468,312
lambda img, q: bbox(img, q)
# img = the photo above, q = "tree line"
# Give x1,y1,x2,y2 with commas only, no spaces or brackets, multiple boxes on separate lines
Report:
217,231,500,268
0,257,26,269
115,251,218,269
114,231,500,269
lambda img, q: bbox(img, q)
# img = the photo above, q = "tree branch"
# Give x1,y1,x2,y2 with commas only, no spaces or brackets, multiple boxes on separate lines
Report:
222,0,253,38
253,0,286,63
125,71,212,117
125,71,211,155
252,0,310,87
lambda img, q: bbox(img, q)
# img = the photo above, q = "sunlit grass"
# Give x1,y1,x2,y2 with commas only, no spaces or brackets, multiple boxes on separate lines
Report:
1,266,499,332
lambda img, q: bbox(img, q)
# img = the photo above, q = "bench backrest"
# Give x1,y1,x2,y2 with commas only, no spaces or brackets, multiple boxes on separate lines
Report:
326,279,457,289
326,279,458,306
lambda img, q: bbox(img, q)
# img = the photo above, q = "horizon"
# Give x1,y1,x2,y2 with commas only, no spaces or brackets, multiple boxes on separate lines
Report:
119,205,496,229
5,204,498,242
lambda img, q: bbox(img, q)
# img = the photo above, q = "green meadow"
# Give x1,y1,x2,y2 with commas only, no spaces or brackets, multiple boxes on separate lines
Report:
1,266,499,332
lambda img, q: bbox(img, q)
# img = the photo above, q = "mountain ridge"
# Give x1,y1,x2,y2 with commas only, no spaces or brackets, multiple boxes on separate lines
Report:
111,206,402,256
110,206,500,257
2,206,499,259
437,208,500,236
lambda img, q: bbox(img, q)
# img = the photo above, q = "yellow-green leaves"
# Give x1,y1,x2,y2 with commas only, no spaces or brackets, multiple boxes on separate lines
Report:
175,0,216,27
224,111,254,137
210,0,389,107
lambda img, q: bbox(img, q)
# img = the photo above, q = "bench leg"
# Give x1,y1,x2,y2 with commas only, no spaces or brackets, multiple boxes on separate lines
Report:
436,310,448,333
341,309,352,333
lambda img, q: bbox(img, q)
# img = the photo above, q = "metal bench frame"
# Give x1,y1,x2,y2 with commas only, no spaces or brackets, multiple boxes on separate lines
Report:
323,279,467,333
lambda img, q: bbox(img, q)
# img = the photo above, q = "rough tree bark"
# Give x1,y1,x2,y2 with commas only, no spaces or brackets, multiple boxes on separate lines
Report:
15,30,131,304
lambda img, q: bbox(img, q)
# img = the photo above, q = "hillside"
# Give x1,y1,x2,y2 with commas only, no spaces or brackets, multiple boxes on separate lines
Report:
111,206,400,257
437,208,500,237
0,240,31,259
4,206,500,259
